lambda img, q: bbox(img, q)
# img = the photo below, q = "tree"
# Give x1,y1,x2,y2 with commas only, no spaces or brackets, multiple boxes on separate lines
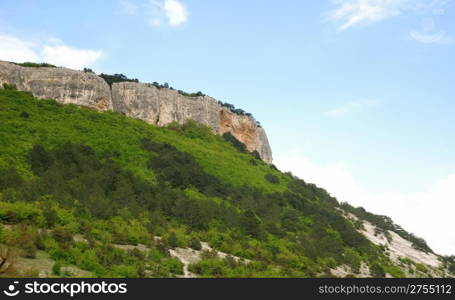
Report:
52,261,62,276
29,145,53,175
223,132,247,153
0,167,23,190
167,232,179,248
264,173,280,184
371,263,386,278
242,210,263,238
189,237,202,250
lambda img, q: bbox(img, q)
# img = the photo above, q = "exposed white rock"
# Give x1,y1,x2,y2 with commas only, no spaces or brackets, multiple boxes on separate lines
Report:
169,242,250,278
342,211,442,270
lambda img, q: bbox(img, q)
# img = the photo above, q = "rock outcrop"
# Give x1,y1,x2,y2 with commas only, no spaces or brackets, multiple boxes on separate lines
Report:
0,61,273,163
111,82,273,163
0,61,112,111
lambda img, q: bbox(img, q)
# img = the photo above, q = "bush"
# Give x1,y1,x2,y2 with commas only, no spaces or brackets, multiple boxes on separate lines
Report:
178,90,205,97
52,261,61,276
370,263,386,277
99,73,139,87
51,227,73,245
167,232,179,248
162,258,184,276
17,62,56,68
111,264,139,278
223,132,247,153
189,237,202,250
0,201,42,224
2,83,17,90
20,111,30,119
264,174,280,184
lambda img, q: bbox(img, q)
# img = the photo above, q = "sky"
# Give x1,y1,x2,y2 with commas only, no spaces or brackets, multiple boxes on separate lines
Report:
0,0,454,255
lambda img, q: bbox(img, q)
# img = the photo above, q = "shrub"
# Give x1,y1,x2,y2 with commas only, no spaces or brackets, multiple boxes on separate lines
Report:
370,263,386,277
51,227,73,246
99,73,139,87
264,174,280,184
223,132,247,153
20,111,30,119
0,201,42,224
167,232,179,248
111,264,139,278
52,261,61,276
17,62,56,68
162,258,184,276
178,90,205,97
189,237,202,250
2,83,17,90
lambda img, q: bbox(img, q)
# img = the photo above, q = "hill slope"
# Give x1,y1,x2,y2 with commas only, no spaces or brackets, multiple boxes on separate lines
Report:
0,86,453,278
0,61,272,164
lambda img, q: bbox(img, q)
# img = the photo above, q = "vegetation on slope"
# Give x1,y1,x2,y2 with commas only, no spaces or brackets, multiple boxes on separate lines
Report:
0,87,449,278
13,62,57,68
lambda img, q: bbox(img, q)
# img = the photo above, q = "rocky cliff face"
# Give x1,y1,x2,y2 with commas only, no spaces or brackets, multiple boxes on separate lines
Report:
0,61,112,111
0,61,273,163
111,82,273,163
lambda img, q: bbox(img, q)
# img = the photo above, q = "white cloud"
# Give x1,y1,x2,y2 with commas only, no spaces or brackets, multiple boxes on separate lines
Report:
0,34,103,70
410,29,452,44
164,0,188,26
41,45,103,70
275,151,455,255
327,0,450,31
327,0,412,31
0,35,40,63
324,99,379,117
148,0,188,27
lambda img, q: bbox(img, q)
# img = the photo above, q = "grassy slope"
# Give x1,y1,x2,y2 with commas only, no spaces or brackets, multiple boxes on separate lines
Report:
0,89,289,193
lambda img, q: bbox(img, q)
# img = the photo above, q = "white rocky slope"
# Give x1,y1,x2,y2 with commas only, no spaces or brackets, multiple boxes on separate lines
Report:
169,242,250,278
343,212,452,277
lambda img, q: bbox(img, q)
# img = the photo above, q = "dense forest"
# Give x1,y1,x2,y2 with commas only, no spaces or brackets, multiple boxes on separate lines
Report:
0,86,452,278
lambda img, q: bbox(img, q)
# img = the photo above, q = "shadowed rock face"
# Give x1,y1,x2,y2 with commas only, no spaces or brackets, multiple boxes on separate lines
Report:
0,61,273,163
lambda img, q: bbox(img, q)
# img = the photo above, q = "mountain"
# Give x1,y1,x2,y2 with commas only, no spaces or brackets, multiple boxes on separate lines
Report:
0,61,272,164
0,63,454,278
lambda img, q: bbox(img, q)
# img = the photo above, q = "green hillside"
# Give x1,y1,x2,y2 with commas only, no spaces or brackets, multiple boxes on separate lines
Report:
0,86,452,278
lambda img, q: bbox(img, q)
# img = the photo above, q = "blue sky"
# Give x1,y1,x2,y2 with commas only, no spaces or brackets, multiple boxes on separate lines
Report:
1,0,454,255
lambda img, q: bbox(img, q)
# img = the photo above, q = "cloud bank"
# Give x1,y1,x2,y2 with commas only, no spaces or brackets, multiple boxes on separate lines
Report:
0,34,103,70
275,151,455,255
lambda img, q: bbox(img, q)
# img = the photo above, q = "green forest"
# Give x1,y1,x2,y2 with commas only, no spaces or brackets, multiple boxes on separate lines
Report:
0,86,453,278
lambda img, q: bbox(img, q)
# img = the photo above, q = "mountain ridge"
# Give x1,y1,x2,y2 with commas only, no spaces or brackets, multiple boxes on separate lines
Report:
0,61,272,163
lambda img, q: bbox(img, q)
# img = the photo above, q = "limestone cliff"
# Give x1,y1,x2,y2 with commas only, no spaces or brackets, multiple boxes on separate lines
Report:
111,82,273,163
0,61,112,111
0,61,273,163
